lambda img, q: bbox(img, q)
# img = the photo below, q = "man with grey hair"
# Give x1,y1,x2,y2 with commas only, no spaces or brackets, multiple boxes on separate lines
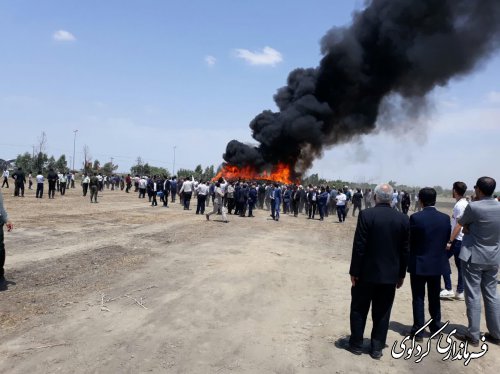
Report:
348,183,409,359
455,176,500,347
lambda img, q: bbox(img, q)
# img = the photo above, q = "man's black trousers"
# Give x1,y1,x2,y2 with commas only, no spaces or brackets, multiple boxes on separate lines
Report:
0,224,5,277
410,273,442,337
349,280,396,351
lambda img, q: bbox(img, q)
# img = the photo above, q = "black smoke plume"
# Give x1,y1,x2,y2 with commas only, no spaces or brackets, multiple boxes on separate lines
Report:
223,0,500,176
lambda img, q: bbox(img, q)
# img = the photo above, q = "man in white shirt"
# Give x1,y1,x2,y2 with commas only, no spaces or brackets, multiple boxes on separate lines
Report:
81,173,90,197
97,173,104,191
196,181,209,214
138,177,147,198
179,177,195,210
440,181,468,300
59,173,67,196
36,172,44,198
1,169,9,188
336,189,347,222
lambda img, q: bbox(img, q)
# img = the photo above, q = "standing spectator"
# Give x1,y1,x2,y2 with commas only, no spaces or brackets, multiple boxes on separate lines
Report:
364,189,373,209
146,176,154,202
307,186,318,220
125,174,132,193
170,176,177,203
335,189,347,223
283,187,292,215
206,180,228,223
36,171,44,198
257,183,266,209
265,184,272,211
28,171,33,190
162,177,170,207
237,183,249,217
66,172,72,190
89,173,99,203
318,187,329,221
329,186,338,215
248,183,257,217
455,177,500,347
352,188,363,217
408,188,451,341
401,191,411,215
47,168,58,199
95,173,102,191
391,189,399,210
151,177,158,207
0,189,14,289
273,183,282,222
226,182,235,214
82,173,90,197
179,176,195,210
1,169,9,188
59,172,67,195
440,181,468,300
196,180,208,215
12,167,26,197
413,191,421,212
134,175,140,192
347,183,409,359
138,176,147,198
292,185,301,217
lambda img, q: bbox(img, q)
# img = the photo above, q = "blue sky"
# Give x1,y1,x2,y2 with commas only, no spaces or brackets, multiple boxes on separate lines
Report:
1,0,499,188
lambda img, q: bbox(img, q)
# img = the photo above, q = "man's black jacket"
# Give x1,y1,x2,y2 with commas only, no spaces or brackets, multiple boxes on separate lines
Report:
349,203,410,284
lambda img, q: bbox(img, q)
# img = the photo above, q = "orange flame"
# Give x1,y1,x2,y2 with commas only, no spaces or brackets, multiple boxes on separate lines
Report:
213,163,297,184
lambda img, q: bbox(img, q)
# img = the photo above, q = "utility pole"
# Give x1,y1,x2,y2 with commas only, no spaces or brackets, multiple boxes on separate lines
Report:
72,129,78,171
172,146,177,176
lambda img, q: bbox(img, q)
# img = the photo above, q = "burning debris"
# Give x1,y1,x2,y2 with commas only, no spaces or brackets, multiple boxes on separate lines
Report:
213,163,296,184
222,0,500,180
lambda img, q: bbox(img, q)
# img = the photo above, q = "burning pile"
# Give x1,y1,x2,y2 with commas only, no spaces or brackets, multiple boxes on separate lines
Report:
220,0,500,179
213,162,297,185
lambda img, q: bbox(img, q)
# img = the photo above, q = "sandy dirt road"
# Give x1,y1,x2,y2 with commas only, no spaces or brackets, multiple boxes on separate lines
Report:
0,186,498,373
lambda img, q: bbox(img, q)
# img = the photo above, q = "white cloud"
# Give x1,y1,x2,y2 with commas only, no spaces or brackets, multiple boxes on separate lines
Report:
53,30,76,42
205,55,216,66
487,91,500,104
234,46,283,66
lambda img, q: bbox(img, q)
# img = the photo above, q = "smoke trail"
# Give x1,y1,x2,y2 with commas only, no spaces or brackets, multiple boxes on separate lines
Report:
223,0,500,176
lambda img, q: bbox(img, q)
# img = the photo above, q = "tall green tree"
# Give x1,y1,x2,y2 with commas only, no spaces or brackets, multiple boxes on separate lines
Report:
101,162,118,175
33,152,48,172
55,155,68,172
194,164,203,180
15,152,34,172
177,168,195,179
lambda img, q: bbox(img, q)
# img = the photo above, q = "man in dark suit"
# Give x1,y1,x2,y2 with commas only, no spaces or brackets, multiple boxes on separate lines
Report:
408,188,451,341
348,183,409,359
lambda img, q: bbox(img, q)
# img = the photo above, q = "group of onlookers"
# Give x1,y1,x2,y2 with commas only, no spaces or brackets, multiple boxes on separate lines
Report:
346,176,500,360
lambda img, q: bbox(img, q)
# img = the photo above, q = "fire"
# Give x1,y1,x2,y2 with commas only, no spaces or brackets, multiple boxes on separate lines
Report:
213,163,297,184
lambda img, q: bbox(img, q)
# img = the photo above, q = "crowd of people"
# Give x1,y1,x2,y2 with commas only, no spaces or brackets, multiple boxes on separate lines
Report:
1,168,500,363
347,177,500,360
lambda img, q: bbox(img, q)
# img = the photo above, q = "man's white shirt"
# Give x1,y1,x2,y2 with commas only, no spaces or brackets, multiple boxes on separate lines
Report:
452,197,468,241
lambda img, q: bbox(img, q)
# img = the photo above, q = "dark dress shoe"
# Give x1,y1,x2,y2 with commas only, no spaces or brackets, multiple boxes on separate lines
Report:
455,333,479,347
484,333,500,345
370,349,383,360
346,344,363,355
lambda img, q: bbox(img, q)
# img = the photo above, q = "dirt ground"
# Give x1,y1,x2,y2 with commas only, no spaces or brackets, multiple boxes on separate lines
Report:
0,186,498,373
